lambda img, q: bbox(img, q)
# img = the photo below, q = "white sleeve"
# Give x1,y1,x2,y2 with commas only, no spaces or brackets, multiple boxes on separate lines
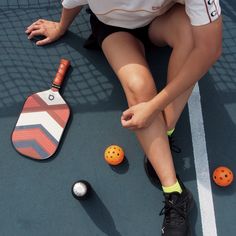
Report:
61,0,88,9
185,0,221,26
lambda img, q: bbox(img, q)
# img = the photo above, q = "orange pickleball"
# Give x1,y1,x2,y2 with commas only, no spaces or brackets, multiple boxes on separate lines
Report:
213,166,234,187
104,145,125,165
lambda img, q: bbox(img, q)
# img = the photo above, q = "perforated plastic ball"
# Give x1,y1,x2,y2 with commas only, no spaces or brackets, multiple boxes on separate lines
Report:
213,166,234,187
104,145,125,165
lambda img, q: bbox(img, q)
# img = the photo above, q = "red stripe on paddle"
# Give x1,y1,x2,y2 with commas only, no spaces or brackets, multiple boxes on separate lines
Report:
24,96,41,109
17,147,42,159
12,128,57,155
22,94,69,128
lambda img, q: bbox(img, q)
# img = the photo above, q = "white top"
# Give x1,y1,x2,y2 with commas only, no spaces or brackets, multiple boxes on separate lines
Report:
62,0,221,28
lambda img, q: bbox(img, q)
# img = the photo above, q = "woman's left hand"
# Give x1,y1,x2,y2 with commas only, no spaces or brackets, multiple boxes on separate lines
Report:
121,101,157,130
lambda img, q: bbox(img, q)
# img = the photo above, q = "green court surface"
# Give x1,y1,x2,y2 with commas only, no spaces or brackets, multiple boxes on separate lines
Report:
0,1,235,236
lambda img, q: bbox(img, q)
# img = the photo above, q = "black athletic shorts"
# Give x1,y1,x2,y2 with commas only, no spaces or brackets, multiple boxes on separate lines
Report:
89,11,151,47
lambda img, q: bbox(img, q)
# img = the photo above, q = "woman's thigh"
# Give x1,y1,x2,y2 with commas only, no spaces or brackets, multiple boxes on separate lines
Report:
148,4,193,48
101,32,157,106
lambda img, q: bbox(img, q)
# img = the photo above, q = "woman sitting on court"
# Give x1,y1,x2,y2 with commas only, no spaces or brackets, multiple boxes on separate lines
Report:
26,0,222,235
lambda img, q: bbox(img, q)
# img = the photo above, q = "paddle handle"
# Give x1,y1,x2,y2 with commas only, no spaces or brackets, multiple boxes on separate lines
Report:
52,59,70,89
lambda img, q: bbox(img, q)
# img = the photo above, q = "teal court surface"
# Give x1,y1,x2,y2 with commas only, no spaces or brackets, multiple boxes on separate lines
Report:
0,1,235,236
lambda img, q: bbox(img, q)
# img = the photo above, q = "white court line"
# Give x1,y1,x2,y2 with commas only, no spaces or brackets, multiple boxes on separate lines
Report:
188,83,217,236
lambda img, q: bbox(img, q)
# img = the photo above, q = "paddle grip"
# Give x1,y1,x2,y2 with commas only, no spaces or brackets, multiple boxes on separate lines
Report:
52,59,70,88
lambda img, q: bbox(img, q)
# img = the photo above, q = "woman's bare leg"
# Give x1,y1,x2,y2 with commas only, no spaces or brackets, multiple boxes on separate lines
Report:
102,32,176,186
149,4,195,130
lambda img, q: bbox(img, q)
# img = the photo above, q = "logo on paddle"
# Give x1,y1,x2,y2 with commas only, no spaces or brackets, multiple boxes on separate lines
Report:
48,94,55,101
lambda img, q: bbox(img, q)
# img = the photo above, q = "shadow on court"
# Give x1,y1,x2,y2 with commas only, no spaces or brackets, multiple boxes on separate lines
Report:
79,189,122,236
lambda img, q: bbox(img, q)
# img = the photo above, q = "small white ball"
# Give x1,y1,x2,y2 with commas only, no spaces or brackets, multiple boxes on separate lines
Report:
73,182,87,197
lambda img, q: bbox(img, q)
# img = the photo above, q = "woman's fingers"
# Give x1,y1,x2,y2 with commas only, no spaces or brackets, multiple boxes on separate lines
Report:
27,29,44,39
26,20,62,46
25,25,41,34
36,37,51,46
35,19,45,24
121,118,132,128
122,108,133,119
121,114,136,128
25,19,46,33
27,29,52,46
31,19,45,27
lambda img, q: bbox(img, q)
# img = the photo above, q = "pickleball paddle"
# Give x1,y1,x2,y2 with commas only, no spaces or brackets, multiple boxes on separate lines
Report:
12,59,70,160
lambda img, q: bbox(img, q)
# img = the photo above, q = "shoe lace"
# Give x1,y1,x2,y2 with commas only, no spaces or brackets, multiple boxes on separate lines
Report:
159,197,186,225
168,136,181,153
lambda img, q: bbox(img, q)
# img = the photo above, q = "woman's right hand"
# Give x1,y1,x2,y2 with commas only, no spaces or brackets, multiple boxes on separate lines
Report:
25,19,66,46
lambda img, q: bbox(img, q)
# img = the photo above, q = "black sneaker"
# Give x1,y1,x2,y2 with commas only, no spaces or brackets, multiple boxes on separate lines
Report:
160,183,194,236
144,135,181,187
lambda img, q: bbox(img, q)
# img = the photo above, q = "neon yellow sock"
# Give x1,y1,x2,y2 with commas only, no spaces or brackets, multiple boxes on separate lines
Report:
162,180,182,194
167,128,175,137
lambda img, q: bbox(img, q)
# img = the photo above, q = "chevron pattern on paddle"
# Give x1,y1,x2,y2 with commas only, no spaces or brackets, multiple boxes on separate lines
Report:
12,91,70,159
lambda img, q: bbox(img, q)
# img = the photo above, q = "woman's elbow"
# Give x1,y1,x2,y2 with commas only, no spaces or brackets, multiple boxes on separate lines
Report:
207,43,222,65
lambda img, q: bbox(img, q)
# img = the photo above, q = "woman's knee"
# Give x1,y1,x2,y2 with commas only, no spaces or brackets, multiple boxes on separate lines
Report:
124,76,157,106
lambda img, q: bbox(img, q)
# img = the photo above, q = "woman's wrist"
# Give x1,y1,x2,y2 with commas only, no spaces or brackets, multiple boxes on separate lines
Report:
149,96,162,115
58,22,68,36
59,6,82,36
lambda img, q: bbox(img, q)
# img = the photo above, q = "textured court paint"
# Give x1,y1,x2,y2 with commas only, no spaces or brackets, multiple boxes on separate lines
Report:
188,84,217,236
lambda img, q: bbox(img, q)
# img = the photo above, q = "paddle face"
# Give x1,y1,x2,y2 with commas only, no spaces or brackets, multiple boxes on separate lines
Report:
12,89,70,159
11,59,70,160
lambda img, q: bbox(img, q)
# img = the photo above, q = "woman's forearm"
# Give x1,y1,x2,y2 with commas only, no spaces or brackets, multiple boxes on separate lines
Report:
150,45,221,113
150,18,222,113
59,6,83,34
